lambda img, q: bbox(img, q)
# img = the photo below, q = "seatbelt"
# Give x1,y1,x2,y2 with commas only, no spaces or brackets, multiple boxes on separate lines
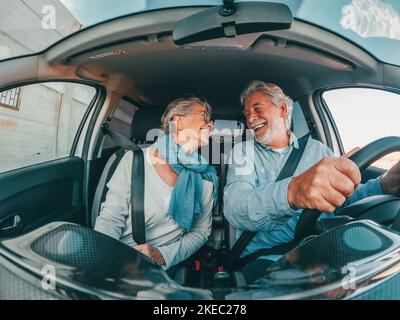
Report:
101,125,142,152
235,240,297,270
130,144,146,244
225,133,310,270
101,125,146,244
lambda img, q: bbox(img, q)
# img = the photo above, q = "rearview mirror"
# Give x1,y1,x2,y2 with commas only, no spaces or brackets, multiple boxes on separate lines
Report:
173,1,293,45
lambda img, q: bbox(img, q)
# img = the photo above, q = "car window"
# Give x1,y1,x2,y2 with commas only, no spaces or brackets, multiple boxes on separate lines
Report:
103,98,138,148
323,88,400,170
211,119,244,138
291,101,309,138
0,82,96,173
198,119,245,165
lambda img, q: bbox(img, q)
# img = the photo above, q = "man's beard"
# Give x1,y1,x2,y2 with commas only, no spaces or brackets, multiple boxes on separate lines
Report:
254,120,285,145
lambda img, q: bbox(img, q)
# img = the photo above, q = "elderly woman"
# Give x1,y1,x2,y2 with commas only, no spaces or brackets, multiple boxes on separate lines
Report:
94,96,217,270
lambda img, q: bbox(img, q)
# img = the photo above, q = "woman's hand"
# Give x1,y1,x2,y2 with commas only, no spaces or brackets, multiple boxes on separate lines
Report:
134,244,165,266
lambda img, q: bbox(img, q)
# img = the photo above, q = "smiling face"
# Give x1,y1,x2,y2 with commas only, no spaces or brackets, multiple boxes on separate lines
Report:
244,91,289,147
174,102,214,152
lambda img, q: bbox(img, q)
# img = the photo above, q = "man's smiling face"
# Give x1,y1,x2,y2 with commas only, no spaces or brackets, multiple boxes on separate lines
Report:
243,91,288,145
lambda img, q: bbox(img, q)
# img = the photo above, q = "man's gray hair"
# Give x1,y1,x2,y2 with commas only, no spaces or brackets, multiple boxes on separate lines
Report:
240,80,293,130
161,96,212,132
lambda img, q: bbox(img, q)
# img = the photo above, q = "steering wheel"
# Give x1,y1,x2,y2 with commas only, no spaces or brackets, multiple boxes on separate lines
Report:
294,136,400,242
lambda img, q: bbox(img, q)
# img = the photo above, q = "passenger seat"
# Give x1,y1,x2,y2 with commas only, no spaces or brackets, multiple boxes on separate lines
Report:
91,105,164,228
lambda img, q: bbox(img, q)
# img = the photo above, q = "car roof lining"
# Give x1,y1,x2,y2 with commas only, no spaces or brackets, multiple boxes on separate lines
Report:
2,6,399,121
60,30,379,119
39,11,384,117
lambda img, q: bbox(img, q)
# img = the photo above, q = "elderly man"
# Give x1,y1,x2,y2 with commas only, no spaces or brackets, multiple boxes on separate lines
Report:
224,80,400,283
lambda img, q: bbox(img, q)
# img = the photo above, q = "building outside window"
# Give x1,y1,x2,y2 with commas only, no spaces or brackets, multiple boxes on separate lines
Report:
0,88,21,111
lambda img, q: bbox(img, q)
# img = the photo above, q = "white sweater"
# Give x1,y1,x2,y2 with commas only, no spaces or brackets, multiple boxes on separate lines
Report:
94,147,213,269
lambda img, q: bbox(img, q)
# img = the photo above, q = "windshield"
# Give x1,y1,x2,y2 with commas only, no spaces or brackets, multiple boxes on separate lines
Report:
1,0,399,66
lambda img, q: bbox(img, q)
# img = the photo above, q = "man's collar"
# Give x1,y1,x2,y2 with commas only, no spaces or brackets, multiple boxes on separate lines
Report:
256,131,299,152
290,131,299,149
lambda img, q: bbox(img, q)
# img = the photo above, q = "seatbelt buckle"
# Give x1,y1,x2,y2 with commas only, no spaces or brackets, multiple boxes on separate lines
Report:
195,260,201,271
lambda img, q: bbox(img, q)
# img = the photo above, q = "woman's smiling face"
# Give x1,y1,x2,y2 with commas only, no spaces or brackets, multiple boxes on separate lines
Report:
175,102,214,151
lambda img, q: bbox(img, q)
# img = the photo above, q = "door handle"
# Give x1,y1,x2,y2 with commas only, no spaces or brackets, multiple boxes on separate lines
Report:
0,214,22,232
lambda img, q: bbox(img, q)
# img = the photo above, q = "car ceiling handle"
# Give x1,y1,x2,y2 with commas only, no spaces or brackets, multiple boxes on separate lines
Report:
0,214,22,232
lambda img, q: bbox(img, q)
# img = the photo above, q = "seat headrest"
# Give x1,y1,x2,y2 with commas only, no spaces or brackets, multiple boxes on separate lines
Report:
131,106,164,143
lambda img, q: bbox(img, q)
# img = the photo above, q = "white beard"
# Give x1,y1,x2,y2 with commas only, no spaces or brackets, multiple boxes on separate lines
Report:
255,121,286,146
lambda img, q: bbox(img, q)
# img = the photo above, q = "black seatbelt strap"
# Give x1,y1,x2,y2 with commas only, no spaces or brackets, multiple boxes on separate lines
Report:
101,124,142,152
235,240,297,270
274,133,310,182
101,125,146,244
225,133,310,270
130,146,146,244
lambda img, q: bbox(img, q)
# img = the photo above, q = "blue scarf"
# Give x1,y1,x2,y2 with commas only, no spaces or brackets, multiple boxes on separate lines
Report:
153,134,218,231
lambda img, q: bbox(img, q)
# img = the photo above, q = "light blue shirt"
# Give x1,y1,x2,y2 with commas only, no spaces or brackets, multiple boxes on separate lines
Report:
223,133,383,261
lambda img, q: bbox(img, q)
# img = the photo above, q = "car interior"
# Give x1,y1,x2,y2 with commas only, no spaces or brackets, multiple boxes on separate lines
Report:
1,3,400,298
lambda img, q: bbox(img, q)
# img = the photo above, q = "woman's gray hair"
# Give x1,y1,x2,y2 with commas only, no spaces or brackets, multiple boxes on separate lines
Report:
161,96,212,133
240,80,293,130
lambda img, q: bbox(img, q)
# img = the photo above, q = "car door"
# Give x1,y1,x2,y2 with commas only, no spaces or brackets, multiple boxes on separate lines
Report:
0,81,101,239
320,87,400,183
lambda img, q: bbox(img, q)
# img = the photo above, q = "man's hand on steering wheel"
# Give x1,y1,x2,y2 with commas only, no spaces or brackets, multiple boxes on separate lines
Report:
381,160,400,196
293,136,400,242
287,155,361,213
